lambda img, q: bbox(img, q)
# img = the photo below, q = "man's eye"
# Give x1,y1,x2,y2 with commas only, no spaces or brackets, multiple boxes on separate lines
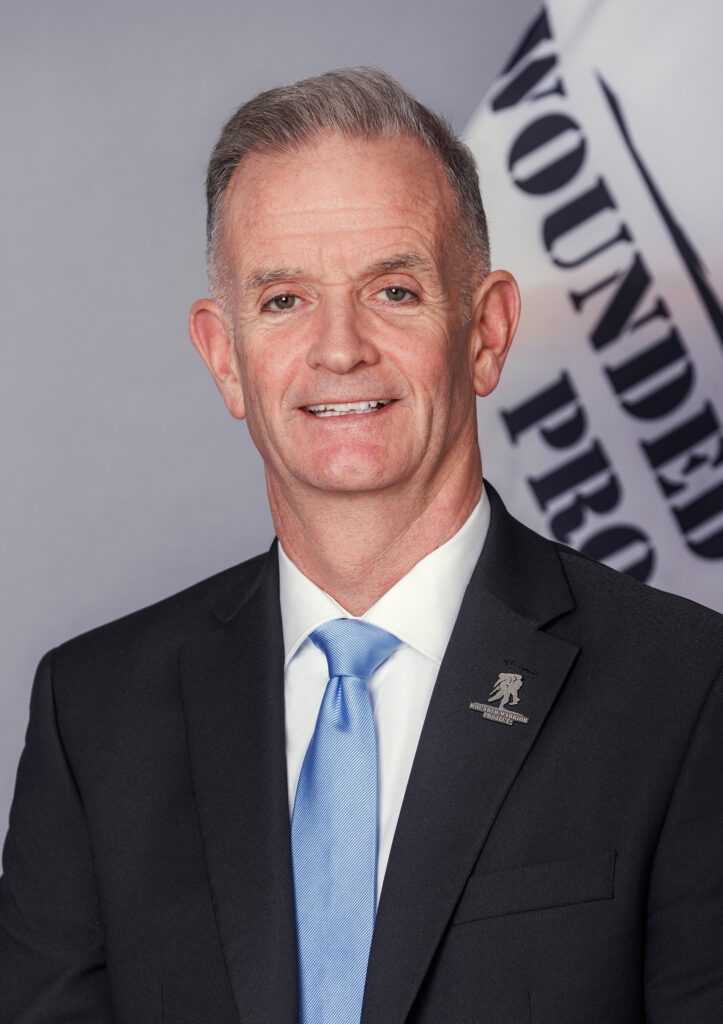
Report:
264,293,300,312
380,286,415,302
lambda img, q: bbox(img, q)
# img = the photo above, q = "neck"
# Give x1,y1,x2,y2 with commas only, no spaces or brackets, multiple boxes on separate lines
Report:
267,449,483,616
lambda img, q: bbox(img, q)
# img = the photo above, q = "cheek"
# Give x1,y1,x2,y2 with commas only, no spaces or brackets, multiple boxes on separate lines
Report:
404,335,466,401
407,341,476,437
237,344,290,416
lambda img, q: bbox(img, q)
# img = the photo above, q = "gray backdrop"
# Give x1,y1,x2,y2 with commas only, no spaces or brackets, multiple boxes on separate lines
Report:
0,0,539,837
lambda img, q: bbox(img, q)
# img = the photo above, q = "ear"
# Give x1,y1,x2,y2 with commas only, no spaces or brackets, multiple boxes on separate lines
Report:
189,299,246,420
469,270,521,397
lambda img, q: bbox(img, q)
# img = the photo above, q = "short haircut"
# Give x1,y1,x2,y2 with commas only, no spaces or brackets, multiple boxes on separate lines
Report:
206,66,490,310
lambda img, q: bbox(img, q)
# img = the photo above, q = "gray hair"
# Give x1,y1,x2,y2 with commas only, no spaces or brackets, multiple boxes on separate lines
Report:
206,67,490,311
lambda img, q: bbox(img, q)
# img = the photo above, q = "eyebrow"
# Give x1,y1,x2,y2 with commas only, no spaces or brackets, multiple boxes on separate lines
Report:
242,267,305,292
364,252,435,276
241,252,436,294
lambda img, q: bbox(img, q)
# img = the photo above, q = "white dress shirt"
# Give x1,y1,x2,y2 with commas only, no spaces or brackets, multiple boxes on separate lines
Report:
279,487,490,905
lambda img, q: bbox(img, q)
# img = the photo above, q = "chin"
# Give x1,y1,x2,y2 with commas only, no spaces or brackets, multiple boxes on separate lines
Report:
301,461,407,494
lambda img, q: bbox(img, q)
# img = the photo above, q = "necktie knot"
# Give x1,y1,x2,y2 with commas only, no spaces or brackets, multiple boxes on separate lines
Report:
310,618,401,680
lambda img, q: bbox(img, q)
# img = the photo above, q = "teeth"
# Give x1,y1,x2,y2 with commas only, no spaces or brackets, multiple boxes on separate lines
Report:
306,400,391,417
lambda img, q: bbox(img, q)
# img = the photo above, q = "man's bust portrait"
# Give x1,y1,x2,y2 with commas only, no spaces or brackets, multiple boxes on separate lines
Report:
1,67,721,1024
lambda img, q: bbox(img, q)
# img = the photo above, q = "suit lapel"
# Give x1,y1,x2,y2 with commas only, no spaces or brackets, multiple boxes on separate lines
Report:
362,486,580,1024
180,546,298,1024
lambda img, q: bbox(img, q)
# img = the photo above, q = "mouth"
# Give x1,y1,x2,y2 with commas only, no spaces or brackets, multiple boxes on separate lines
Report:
303,400,392,418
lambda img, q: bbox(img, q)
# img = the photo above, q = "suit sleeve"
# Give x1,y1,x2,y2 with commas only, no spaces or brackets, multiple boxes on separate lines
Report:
644,661,723,1024
0,651,113,1023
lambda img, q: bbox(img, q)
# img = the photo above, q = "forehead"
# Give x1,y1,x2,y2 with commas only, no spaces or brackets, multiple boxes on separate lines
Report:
220,133,459,276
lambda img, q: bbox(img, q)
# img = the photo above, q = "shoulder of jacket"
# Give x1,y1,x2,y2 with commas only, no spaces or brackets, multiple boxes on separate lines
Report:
50,549,271,665
555,542,722,648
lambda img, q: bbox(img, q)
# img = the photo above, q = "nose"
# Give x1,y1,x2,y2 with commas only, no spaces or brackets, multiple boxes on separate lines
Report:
306,295,380,374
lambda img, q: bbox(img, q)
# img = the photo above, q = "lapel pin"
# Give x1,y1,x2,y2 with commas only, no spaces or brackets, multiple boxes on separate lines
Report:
470,672,530,726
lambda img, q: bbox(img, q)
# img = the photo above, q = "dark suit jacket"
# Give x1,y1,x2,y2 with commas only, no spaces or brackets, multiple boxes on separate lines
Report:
1,485,722,1023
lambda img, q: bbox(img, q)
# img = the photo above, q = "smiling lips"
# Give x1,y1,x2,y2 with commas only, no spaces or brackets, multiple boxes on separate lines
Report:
305,400,392,418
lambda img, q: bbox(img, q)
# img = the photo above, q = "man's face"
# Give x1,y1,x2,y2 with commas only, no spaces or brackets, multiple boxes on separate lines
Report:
198,133,501,504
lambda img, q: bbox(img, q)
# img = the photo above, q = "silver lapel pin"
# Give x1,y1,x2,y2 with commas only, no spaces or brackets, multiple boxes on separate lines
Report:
470,672,530,726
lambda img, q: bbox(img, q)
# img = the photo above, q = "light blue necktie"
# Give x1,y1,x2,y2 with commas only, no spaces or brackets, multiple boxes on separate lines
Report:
291,618,401,1024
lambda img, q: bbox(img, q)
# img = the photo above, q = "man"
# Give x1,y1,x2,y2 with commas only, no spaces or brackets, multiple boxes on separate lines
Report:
1,68,721,1024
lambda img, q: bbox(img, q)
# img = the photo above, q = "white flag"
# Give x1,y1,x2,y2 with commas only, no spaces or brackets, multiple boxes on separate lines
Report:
467,0,723,612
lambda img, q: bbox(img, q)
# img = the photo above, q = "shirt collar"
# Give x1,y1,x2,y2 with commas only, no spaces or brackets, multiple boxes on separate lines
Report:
278,486,490,667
